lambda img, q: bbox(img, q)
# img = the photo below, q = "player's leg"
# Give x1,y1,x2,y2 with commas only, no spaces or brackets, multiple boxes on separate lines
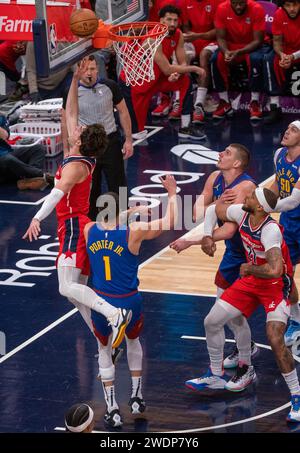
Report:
248,50,264,121
96,335,123,428
266,302,300,422
210,49,233,119
263,51,284,124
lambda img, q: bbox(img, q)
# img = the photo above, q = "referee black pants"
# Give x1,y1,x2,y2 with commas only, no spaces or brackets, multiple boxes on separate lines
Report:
89,131,127,221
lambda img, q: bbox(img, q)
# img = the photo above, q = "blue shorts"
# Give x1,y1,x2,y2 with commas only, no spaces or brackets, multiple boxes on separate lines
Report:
91,292,143,345
215,248,246,290
280,214,300,266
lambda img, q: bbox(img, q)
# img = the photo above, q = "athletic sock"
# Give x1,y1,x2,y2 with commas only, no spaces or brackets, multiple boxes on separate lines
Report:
219,92,229,103
195,87,207,106
181,114,190,128
270,96,280,107
290,303,300,323
282,369,300,396
250,92,259,102
102,383,119,412
131,376,143,399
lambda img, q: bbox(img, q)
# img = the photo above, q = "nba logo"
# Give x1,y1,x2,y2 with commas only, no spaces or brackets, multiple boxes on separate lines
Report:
245,17,251,24
205,5,212,12
49,23,58,56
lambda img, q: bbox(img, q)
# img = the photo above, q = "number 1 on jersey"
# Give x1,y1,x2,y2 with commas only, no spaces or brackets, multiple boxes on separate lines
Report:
103,256,112,281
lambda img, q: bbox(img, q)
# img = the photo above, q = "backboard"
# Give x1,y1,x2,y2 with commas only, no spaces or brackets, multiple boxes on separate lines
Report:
33,0,148,77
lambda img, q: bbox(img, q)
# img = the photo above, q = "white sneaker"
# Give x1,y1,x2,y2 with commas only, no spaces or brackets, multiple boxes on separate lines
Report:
287,395,300,422
108,308,132,349
132,130,148,140
185,368,228,391
225,364,256,392
224,341,258,369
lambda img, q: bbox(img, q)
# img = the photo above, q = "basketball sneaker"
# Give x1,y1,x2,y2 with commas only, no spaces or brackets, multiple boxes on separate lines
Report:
185,368,228,391
151,94,171,117
112,347,123,365
225,364,256,392
192,103,205,124
109,308,132,349
287,395,300,422
129,396,146,415
249,100,262,120
212,100,233,119
168,101,182,120
284,320,300,347
224,341,258,369
104,408,123,428
178,126,206,141
132,130,148,140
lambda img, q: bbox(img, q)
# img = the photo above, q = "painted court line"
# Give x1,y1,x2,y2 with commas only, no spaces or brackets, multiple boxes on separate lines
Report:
0,174,274,364
140,289,215,298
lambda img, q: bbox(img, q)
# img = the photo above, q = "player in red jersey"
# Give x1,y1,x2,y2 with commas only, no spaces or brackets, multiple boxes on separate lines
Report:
263,0,300,124
181,0,224,123
149,0,185,21
186,187,300,422
211,0,267,121
119,5,206,141
23,60,132,349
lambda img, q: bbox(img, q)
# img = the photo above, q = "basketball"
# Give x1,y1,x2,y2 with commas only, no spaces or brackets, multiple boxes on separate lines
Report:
70,9,99,37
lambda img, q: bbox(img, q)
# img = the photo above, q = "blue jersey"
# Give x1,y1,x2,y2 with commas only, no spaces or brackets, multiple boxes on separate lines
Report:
275,147,300,220
213,171,256,254
86,223,139,296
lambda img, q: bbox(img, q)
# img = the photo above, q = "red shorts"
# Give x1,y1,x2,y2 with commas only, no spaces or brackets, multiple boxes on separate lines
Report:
221,275,292,318
56,215,90,276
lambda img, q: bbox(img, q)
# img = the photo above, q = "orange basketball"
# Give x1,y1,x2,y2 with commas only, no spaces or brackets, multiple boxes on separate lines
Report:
70,9,99,37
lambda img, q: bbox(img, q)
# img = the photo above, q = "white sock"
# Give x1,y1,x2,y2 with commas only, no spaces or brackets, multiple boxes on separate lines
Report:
290,303,300,323
219,92,229,103
102,383,119,411
175,91,180,102
91,298,118,319
250,92,259,102
131,376,143,399
195,87,207,106
282,369,300,396
181,114,190,128
270,96,280,106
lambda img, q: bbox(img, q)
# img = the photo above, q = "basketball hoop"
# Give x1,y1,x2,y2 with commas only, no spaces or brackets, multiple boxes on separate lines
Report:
93,21,168,86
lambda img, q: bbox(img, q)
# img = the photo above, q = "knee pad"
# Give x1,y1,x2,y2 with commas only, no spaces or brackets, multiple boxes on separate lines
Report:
99,365,115,383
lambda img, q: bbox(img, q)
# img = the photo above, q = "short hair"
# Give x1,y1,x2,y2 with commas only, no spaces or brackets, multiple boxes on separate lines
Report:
65,403,91,433
97,192,120,222
88,54,96,62
159,4,181,18
231,143,250,170
278,0,300,6
80,123,108,159
262,188,278,210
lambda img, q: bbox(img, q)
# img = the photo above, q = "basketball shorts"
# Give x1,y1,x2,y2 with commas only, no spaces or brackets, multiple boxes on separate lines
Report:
215,249,246,290
56,215,90,276
221,274,292,321
91,292,143,346
280,214,300,266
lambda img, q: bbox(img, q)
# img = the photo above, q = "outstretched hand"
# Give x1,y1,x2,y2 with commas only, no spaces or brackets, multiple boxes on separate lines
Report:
160,174,177,196
74,58,90,80
201,235,216,257
23,219,41,242
170,238,191,254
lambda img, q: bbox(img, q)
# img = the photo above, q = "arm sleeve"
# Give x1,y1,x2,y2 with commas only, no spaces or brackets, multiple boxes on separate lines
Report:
34,188,65,222
203,205,218,237
103,79,123,105
275,188,300,212
261,223,282,252
226,204,245,224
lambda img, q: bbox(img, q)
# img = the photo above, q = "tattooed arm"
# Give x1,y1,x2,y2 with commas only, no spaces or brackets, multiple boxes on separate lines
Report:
240,247,283,279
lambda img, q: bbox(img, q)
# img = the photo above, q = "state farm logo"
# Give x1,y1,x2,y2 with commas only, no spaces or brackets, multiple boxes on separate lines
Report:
170,144,219,164
0,16,32,33
265,13,274,22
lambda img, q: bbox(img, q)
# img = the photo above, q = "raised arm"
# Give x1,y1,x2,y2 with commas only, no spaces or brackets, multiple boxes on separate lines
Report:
66,59,89,137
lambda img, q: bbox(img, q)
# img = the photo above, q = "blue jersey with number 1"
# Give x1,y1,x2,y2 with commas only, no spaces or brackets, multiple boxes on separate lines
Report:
86,223,139,296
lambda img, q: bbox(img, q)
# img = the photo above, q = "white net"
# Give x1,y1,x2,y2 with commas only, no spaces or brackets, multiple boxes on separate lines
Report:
111,23,168,87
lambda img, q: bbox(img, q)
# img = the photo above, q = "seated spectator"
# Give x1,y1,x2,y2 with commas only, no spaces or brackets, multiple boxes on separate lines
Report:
0,40,28,101
0,115,51,189
182,0,224,124
64,403,95,433
263,0,300,124
26,42,73,102
211,0,268,121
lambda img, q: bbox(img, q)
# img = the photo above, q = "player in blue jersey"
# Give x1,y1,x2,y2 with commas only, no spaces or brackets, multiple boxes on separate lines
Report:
170,143,258,367
268,120,300,347
84,175,177,428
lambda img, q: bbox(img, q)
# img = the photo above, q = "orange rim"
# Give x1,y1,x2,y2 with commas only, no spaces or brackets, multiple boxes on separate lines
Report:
107,21,168,42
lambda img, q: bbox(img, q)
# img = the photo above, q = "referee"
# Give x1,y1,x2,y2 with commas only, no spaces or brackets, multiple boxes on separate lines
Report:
62,55,133,220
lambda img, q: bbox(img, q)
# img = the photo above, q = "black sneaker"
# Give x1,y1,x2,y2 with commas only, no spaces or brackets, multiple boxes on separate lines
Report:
104,408,123,428
8,83,29,101
178,126,206,141
128,396,146,415
264,104,282,124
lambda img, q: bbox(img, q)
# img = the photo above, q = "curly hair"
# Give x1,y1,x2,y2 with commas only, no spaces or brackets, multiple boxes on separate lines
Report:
80,123,108,159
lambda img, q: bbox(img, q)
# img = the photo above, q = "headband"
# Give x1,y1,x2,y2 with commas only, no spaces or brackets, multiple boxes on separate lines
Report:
255,188,273,213
65,405,94,433
291,120,300,131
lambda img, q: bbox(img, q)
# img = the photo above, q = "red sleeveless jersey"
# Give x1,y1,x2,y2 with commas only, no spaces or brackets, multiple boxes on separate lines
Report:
55,155,96,222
